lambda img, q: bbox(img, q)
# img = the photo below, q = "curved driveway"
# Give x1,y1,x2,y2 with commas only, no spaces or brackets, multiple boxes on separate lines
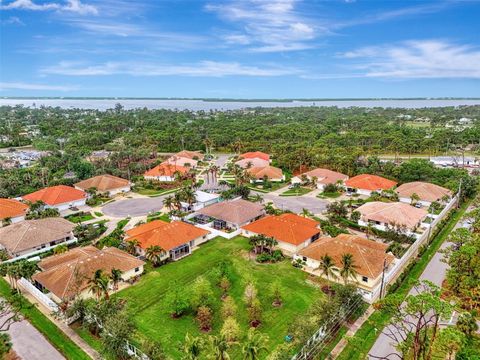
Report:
102,195,168,217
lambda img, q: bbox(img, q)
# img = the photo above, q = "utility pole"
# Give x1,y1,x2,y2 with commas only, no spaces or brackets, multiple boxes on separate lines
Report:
379,258,387,299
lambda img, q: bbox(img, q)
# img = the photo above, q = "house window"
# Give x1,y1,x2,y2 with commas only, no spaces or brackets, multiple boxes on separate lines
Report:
135,267,139,272
302,257,307,262
362,276,368,283
311,233,320,241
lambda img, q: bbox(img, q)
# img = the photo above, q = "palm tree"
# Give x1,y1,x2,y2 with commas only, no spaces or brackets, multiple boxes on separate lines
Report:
181,187,197,210
340,253,358,284
183,333,202,360
250,194,263,203
53,244,68,255
410,192,420,205
316,254,338,281
209,335,230,360
301,208,312,218
146,245,165,267
231,139,244,154
110,268,123,291
125,239,139,255
203,137,213,155
88,269,110,300
241,329,268,360
163,195,175,211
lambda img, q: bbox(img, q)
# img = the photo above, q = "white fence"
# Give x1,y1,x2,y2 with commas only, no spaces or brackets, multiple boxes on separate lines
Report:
18,277,59,313
3,238,78,264
365,194,459,303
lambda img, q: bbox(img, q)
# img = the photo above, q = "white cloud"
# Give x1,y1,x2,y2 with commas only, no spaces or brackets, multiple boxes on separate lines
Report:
1,0,98,15
0,82,77,91
1,16,25,25
40,60,300,77
338,40,480,79
206,0,319,52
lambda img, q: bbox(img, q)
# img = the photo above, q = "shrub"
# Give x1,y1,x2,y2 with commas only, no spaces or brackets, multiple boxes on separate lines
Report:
191,276,214,310
244,282,257,307
256,253,272,263
248,298,262,327
165,288,190,318
196,305,213,332
221,296,237,319
221,317,241,343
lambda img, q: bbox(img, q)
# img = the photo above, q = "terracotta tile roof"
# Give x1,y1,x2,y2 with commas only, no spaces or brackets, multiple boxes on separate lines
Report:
396,182,452,203
242,213,320,246
22,185,87,206
235,158,270,169
298,234,395,279
197,199,264,225
74,174,130,192
33,246,145,300
0,218,74,255
357,201,428,229
175,150,204,160
345,174,397,191
302,168,349,185
0,198,29,220
164,156,198,168
125,220,209,251
144,163,188,177
239,151,270,161
247,166,283,180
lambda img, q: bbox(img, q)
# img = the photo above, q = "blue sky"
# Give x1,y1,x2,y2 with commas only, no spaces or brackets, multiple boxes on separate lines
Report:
1,0,479,98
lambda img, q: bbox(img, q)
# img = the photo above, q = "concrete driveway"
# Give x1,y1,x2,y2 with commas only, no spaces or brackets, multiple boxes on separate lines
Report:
102,195,168,217
258,192,329,214
8,317,65,360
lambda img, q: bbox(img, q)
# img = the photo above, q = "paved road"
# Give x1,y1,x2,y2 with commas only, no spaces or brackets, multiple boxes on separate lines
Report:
7,317,65,360
102,195,168,217
214,153,230,168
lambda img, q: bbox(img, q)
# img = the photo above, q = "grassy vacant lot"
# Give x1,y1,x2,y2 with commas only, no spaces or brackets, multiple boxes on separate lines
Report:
115,237,321,358
280,187,312,196
0,280,90,360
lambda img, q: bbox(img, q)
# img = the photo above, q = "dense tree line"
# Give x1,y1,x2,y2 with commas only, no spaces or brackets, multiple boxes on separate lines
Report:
0,105,479,197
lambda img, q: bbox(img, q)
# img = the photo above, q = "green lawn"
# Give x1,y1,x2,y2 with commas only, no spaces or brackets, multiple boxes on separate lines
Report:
134,187,178,197
80,237,322,359
64,212,94,223
0,279,90,360
280,187,312,197
146,212,171,222
337,199,472,360
248,182,287,193
317,191,341,199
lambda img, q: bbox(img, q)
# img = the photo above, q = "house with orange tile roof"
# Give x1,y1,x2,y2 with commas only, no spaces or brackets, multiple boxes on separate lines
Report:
345,174,397,196
125,220,210,261
175,150,204,160
32,246,144,303
164,155,198,168
356,201,429,236
239,151,270,162
242,213,321,255
291,168,349,190
0,198,29,226
295,234,395,295
247,165,284,182
235,157,270,169
22,185,87,212
74,174,131,196
144,163,189,182
395,181,452,206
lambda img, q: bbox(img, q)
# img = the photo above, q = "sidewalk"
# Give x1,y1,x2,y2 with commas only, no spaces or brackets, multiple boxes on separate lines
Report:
330,306,375,358
18,283,101,360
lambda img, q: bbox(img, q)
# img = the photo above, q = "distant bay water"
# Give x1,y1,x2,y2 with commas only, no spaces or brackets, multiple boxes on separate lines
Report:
1,98,480,110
